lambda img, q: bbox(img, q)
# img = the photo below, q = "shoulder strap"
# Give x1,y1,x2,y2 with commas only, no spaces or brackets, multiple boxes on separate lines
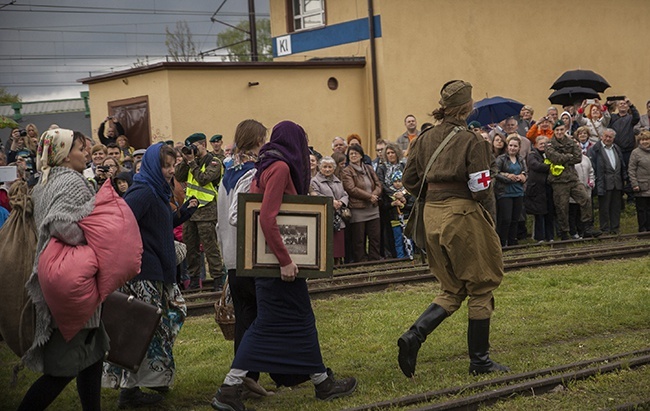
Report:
416,126,463,199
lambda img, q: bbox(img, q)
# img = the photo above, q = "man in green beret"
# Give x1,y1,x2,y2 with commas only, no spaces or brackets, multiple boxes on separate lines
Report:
209,134,226,162
175,132,224,290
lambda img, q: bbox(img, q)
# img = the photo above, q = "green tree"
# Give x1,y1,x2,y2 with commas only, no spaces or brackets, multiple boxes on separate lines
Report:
165,21,200,62
0,87,21,104
216,19,271,62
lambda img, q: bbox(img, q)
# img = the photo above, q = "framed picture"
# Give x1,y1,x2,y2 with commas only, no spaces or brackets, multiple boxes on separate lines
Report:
236,193,333,278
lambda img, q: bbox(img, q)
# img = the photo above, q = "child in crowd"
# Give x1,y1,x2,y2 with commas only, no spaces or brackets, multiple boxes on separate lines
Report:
113,171,133,197
387,171,414,259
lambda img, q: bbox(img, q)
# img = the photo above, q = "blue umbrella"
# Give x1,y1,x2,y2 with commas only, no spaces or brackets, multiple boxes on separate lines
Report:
466,96,524,126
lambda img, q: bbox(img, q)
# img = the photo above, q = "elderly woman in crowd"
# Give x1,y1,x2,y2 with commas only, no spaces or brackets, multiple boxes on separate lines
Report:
628,130,650,232
574,126,594,155
341,144,382,262
494,135,527,247
576,99,611,143
310,156,349,265
211,121,356,411
19,128,109,411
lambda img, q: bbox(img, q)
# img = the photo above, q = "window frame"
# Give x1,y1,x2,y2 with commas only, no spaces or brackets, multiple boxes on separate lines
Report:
287,0,326,33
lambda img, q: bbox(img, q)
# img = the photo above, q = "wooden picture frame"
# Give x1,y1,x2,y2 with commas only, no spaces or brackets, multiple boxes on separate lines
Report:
237,193,333,278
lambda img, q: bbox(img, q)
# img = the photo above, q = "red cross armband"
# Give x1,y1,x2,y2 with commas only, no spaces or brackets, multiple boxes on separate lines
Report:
467,170,491,192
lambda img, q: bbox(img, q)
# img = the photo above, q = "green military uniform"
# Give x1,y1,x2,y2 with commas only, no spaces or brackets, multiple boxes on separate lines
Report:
544,132,593,236
175,148,223,286
404,117,503,320
398,80,509,379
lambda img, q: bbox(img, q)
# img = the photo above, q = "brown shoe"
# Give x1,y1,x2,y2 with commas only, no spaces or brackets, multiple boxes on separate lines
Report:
211,384,247,411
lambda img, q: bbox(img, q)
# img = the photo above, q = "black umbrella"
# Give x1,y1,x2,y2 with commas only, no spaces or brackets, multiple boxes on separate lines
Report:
548,87,600,106
551,69,610,93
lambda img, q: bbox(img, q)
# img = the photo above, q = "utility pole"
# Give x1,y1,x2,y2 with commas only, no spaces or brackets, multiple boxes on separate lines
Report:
248,0,258,61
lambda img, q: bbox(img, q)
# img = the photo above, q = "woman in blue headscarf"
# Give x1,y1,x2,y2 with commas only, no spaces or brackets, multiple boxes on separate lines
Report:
102,143,197,409
210,121,357,411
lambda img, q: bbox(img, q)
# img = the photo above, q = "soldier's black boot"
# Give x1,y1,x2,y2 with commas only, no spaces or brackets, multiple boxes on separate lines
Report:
560,231,570,241
397,303,448,377
468,318,510,375
582,224,602,238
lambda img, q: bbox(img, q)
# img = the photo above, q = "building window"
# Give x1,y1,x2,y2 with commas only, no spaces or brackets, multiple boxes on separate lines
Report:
292,0,325,31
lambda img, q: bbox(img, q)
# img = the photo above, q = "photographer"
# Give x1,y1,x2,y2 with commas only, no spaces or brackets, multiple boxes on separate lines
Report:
526,115,554,145
97,116,125,146
7,127,37,186
174,133,224,290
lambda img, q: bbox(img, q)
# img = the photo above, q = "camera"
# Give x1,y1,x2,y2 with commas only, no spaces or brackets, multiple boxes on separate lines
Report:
18,129,27,137
181,145,198,156
97,165,110,173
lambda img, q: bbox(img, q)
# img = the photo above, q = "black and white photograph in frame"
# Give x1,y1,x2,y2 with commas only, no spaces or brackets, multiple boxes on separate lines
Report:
255,210,319,268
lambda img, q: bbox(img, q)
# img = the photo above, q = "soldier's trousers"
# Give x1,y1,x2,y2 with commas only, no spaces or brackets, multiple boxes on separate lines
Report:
552,182,592,233
183,220,223,281
423,198,503,320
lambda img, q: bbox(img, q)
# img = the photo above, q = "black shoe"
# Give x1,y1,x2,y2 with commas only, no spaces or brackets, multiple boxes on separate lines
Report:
468,318,511,376
211,384,247,411
118,387,164,409
147,386,169,393
397,303,448,378
314,373,357,400
560,231,570,241
582,225,602,238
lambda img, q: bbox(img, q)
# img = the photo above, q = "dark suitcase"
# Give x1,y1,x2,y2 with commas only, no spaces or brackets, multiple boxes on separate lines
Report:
102,291,162,372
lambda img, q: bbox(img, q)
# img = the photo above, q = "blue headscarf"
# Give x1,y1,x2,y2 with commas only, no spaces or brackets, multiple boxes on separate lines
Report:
132,142,172,201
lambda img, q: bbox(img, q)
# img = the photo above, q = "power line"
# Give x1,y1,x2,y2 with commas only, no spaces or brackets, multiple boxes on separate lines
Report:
0,27,222,35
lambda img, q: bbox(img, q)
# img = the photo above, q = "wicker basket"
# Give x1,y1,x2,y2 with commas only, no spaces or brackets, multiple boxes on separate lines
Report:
214,278,236,341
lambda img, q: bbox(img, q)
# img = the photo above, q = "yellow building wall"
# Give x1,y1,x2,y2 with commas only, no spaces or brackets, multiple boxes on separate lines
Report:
87,70,172,142
270,0,650,144
87,66,369,155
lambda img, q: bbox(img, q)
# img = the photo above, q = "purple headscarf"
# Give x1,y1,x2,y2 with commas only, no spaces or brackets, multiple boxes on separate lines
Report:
255,121,310,195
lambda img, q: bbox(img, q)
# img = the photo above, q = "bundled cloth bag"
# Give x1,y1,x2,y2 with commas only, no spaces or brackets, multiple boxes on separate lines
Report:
0,181,37,357
38,181,143,341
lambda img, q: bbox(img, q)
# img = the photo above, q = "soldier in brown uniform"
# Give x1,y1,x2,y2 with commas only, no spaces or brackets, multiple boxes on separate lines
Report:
544,121,601,240
399,80,510,377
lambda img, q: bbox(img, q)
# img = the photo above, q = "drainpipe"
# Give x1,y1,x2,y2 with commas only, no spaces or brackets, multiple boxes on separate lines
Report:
368,0,381,141
248,0,258,62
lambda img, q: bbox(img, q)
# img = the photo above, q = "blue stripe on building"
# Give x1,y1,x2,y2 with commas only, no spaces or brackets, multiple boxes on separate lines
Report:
272,15,382,57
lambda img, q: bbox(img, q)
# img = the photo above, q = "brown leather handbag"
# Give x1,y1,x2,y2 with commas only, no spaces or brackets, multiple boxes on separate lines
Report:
102,291,162,372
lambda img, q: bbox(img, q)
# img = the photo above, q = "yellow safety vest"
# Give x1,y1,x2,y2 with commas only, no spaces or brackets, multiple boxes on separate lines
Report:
185,163,218,207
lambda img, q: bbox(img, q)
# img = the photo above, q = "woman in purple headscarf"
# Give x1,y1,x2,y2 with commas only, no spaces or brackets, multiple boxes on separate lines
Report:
210,121,357,411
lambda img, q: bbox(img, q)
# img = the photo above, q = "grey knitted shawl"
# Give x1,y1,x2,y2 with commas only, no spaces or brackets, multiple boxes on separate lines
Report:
22,166,96,372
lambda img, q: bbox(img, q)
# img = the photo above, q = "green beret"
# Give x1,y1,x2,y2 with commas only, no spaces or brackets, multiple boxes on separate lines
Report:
439,80,472,108
210,134,223,143
164,140,174,146
468,121,482,130
553,120,565,130
185,133,206,146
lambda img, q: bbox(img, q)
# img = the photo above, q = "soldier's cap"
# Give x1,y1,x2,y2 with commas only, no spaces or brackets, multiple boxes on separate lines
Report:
185,133,206,146
210,134,223,143
468,121,482,130
439,80,472,108
552,120,565,130
164,140,174,146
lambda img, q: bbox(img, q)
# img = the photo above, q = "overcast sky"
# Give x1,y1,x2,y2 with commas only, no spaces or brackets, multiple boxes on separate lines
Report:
0,0,269,101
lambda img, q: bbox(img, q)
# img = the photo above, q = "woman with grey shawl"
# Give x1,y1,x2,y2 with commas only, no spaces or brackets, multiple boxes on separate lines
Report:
19,128,108,411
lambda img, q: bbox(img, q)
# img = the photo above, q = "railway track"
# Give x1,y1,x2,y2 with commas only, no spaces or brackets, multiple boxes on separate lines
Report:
183,233,650,316
341,349,650,411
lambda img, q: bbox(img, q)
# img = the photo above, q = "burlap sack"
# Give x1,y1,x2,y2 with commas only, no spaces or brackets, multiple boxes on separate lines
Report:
0,181,37,357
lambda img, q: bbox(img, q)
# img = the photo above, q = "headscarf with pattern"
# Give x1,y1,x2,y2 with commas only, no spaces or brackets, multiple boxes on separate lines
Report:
36,128,74,184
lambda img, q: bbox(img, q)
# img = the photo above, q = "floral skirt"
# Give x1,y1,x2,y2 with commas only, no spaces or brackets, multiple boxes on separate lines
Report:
102,280,186,389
